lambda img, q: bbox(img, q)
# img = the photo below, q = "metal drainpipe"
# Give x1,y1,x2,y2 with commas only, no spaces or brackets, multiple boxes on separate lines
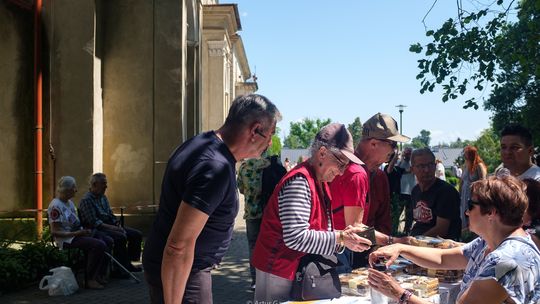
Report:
34,0,43,240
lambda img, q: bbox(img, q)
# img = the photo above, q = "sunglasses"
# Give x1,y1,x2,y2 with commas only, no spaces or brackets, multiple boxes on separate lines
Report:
378,138,398,149
467,199,480,211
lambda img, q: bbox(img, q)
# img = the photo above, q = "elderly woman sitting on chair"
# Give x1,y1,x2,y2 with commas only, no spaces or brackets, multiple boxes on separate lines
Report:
47,176,111,289
368,174,540,304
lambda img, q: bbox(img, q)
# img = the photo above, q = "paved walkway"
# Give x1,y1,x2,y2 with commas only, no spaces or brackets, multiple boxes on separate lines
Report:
1,196,253,304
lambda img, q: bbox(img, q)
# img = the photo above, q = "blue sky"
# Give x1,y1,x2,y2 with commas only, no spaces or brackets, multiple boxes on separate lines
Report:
224,1,493,145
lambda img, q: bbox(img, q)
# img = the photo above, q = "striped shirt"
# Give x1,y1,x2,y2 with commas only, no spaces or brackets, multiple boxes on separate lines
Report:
279,175,337,255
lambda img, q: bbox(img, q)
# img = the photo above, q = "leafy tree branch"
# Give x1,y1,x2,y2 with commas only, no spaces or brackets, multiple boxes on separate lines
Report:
411,0,539,144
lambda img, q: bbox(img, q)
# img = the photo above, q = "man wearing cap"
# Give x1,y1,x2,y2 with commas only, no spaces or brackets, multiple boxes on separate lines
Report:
330,113,409,271
252,123,372,302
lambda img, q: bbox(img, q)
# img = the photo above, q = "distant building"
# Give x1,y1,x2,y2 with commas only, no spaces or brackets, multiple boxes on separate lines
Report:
282,147,464,172
281,149,310,166
431,147,463,169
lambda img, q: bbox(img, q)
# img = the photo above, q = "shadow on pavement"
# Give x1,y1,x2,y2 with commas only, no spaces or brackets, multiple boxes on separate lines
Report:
1,225,252,304
212,230,254,304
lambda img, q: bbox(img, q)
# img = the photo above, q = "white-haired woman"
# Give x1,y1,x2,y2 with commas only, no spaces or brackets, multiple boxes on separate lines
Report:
47,176,110,289
252,123,373,302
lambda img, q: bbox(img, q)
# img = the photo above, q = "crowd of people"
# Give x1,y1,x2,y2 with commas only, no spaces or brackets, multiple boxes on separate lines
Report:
368,174,540,303
46,93,540,304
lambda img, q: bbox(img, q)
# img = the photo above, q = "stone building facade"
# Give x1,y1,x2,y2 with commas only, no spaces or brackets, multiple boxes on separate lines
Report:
0,0,256,220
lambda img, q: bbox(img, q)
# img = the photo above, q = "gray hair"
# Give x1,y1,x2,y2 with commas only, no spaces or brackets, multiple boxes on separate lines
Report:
310,139,341,157
223,94,282,131
57,176,77,194
90,172,107,185
411,147,435,164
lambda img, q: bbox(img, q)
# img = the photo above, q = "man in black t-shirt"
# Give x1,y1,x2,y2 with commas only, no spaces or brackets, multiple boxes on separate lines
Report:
142,94,281,304
409,148,461,241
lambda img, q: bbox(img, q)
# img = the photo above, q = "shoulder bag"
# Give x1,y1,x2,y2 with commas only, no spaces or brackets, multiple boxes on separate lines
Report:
290,254,341,301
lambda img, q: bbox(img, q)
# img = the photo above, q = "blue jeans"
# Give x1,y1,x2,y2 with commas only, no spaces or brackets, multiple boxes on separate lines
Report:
99,226,142,268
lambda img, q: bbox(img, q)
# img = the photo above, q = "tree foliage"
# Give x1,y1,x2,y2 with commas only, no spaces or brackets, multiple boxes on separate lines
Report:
449,137,474,148
411,129,432,148
440,127,500,173
471,127,500,173
347,117,363,148
267,127,283,156
433,137,474,148
411,0,540,145
284,118,332,149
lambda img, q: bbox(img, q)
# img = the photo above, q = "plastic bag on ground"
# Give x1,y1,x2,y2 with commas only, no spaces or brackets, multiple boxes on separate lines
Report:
39,266,79,296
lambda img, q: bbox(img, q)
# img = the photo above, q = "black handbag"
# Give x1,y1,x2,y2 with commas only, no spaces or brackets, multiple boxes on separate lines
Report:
291,254,342,301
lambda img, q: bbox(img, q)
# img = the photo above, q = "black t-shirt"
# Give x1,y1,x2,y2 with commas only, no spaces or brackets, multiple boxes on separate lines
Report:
142,131,238,277
410,179,461,241
384,165,402,196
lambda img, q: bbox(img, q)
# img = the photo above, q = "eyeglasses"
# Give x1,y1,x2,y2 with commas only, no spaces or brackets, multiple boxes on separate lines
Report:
413,163,435,170
255,128,267,139
467,199,480,211
377,139,397,149
329,150,348,171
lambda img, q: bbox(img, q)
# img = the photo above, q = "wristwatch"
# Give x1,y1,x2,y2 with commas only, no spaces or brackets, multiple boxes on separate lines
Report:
398,289,413,304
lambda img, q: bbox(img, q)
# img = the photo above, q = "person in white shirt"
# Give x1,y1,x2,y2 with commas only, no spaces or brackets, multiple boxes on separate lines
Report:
498,124,540,181
435,159,446,181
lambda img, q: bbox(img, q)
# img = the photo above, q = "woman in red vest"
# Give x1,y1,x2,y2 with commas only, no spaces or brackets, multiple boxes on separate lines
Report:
252,123,373,302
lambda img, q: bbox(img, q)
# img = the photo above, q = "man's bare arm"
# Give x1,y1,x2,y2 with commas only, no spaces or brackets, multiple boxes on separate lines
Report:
344,206,364,227
162,202,209,304
386,152,399,174
422,217,451,239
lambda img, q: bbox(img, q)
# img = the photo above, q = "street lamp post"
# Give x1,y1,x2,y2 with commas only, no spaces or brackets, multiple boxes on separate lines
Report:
396,104,407,151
